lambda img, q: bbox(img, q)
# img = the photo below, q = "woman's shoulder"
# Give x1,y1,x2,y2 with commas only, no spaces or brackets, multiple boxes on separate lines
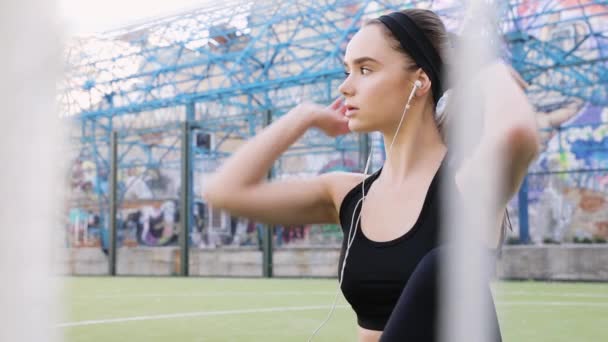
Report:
321,171,366,205
321,169,382,218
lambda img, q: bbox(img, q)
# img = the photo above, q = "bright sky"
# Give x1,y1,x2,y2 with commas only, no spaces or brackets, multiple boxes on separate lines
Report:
59,0,212,35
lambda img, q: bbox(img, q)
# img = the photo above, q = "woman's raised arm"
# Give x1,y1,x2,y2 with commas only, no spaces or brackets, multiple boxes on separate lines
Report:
203,99,356,225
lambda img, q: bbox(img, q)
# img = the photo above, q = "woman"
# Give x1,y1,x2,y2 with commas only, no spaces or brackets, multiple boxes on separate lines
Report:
204,9,539,342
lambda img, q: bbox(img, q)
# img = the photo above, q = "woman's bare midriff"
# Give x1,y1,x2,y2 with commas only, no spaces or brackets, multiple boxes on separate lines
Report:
358,326,382,342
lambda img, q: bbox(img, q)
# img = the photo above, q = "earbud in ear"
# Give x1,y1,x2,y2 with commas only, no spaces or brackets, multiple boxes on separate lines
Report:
414,80,422,88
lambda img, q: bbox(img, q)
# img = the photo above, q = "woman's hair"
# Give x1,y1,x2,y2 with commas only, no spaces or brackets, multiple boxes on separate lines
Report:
365,9,451,137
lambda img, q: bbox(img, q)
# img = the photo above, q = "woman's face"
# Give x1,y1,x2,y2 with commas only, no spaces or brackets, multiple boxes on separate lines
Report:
339,24,418,133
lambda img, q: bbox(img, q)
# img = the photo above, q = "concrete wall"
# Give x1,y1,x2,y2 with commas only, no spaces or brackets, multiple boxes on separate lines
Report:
190,248,262,277
58,247,108,275
273,248,340,277
57,247,262,277
496,245,608,281
58,245,608,281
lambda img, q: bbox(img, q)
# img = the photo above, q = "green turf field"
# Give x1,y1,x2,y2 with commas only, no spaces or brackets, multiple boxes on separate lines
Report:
62,277,608,341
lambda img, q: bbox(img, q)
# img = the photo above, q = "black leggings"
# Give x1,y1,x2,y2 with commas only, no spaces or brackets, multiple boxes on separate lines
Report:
380,247,502,342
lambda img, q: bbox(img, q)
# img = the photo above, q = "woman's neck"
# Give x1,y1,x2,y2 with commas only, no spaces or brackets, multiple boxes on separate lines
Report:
380,102,446,183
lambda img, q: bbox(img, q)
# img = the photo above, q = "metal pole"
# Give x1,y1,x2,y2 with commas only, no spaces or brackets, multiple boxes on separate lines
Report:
179,121,193,276
109,131,118,276
263,109,273,278
359,133,370,172
518,176,530,243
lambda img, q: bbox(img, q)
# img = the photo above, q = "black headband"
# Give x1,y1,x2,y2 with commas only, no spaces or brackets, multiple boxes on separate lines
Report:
378,12,444,105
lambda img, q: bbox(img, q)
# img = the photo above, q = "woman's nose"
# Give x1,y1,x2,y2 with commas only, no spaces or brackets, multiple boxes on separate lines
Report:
338,78,354,97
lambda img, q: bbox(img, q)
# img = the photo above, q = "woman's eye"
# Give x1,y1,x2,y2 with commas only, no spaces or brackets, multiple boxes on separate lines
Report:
344,68,370,77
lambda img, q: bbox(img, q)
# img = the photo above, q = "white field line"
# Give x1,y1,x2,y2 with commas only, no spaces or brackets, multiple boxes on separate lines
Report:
73,291,336,299
58,305,349,328
494,291,608,300
73,290,608,300
495,301,608,307
59,299,608,328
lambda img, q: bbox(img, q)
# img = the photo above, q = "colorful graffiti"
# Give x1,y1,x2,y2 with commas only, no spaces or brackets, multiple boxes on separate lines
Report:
69,156,107,201
521,100,608,243
506,0,608,243
66,208,103,247
121,200,181,247
524,172,608,243
66,200,262,249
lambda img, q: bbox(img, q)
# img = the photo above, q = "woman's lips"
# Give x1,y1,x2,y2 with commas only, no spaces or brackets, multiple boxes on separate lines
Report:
345,106,359,117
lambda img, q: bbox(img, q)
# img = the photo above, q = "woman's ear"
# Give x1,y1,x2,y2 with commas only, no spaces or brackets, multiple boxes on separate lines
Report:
415,70,432,97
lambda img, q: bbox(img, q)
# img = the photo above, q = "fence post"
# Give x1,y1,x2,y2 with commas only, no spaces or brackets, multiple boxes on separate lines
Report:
262,109,274,278
109,131,118,275
518,176,530,243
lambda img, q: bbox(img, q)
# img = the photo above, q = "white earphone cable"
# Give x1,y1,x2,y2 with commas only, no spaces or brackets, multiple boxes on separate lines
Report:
307,81,420,341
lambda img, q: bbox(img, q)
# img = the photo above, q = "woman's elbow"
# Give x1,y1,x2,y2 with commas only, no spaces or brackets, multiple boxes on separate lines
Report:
496,124,540,200
202,176,229,209
505,123,540,162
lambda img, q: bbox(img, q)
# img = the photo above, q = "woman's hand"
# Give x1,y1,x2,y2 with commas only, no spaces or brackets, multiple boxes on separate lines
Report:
504,63,584,149
297,98,351,137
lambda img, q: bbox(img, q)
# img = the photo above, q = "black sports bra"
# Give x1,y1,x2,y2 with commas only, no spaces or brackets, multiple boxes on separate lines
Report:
337,161,447,331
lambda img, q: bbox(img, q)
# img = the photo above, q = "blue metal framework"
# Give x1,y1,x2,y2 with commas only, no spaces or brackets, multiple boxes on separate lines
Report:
61,0,608,244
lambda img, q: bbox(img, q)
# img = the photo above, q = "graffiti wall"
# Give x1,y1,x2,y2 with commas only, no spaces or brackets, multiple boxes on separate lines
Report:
510,100,608,243
65,142,360,249
501,0,608,243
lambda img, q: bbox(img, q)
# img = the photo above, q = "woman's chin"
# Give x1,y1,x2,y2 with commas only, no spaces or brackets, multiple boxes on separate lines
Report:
347,118,373,133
